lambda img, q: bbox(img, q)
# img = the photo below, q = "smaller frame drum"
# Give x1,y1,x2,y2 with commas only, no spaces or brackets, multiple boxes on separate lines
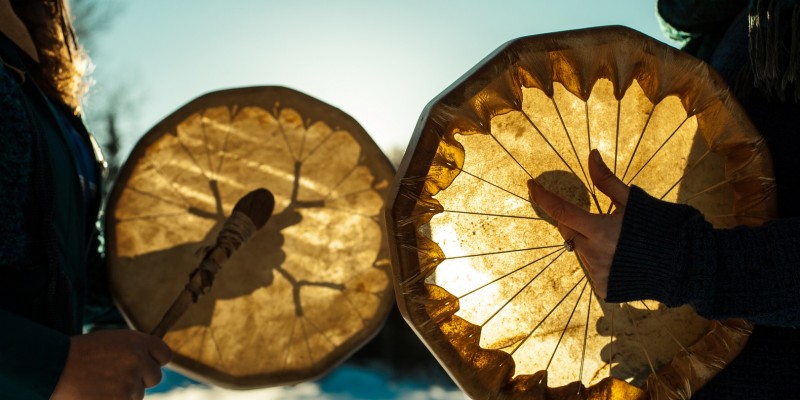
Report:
106,87,395,389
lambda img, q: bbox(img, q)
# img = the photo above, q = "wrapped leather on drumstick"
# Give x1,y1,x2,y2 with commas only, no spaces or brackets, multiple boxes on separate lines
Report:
151,188,275,338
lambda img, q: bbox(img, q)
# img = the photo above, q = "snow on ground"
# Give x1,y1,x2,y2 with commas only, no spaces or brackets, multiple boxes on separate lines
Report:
146,364,467,400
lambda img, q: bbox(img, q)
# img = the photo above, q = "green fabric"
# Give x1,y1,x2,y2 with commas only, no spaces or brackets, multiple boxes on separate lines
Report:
0,53,33,266
38,80,89,308
0,47,73,399
0,311,69,400
0,34,108,399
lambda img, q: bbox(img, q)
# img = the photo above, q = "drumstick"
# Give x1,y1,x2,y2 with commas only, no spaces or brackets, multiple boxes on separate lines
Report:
151,188,275,338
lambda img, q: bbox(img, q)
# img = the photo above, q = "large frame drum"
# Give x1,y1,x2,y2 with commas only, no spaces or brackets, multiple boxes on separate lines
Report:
387,27,776,399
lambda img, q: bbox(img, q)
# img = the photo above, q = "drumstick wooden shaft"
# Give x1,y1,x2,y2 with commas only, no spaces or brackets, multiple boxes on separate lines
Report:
151,188,275,338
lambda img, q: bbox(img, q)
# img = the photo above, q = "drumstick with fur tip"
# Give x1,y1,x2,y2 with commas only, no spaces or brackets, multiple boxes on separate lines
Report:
151,188,275,338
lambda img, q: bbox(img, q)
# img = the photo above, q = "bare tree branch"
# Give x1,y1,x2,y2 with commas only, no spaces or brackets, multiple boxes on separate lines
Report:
69,0,124,49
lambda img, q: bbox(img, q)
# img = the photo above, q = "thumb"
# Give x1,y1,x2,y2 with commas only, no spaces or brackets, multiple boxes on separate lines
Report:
589,149,630,207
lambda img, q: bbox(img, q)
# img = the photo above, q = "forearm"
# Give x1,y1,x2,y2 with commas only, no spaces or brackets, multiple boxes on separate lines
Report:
606,186,800,326
703,219,800,324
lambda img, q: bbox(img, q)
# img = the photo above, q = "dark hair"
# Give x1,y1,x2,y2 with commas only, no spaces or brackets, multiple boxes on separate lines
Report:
12,0,86,112
748,0,800,100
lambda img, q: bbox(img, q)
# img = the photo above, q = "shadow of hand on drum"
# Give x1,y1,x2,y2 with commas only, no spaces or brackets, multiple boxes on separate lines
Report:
116,192,344,334
530,170,591,226
524,169,710,388
594,301,711,387
115,205,287,333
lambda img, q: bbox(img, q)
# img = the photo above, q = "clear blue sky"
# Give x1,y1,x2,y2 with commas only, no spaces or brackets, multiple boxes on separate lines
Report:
84,0,674,160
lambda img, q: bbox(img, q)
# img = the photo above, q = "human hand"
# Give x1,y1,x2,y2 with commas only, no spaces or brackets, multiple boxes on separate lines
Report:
527,149,631,299
51,330,172,400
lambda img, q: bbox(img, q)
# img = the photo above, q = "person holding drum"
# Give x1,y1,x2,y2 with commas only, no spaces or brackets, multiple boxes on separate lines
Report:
529,0,800,397
0,1,171,399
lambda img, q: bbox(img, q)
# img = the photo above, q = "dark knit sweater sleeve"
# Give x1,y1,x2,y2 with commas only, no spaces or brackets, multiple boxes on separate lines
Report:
606,185,800,327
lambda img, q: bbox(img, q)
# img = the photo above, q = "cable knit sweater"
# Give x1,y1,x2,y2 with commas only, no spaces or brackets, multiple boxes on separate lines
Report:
607,4,800,398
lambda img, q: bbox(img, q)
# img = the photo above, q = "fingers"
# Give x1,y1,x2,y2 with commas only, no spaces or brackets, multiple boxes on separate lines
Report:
145,336,172,366
557,224,587,251
528,152,620,301
588,149,630,207
54,331,167,400
137,335,170,389
575,253,608,299
141,357,163,389
560,227,607,298
131,379,145,400
557,224,577,242
142,335,170,389
528,179,595,235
